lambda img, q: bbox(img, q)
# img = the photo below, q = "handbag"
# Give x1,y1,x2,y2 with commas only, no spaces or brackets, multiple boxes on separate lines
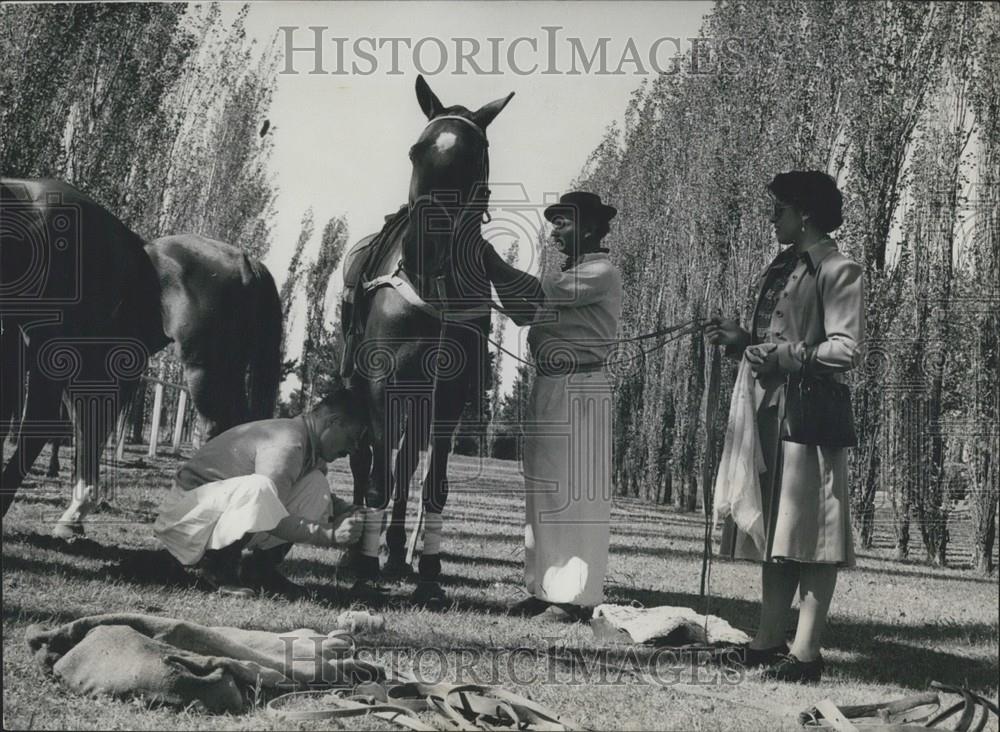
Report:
783,348,858,448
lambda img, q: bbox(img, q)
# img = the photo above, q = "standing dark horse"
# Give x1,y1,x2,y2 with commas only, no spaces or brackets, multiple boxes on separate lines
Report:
1,178,168,523
41,233,284,483
340,76,513,602
145,234,282,444
1,180,283,537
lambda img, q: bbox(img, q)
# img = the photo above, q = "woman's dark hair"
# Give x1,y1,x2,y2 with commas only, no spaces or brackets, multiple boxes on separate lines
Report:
768,171,844,232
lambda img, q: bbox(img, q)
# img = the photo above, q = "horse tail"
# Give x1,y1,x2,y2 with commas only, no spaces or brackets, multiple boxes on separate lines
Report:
246,258,283,420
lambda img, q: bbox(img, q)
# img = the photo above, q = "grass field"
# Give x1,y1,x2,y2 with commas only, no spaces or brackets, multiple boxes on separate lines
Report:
2,444,998,731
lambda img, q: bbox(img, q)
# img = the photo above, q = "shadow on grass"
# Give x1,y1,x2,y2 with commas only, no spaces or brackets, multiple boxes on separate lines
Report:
607,585,997,693
827,624,998,693
4,531,191,587
4,492,66,507
2,601,95,628
850,557,1000,586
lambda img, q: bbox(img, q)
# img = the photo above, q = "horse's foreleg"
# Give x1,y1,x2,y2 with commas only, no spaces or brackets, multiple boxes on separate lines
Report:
417,385,470,584
355,380,391,582
386,392,431,565
349,444,372,506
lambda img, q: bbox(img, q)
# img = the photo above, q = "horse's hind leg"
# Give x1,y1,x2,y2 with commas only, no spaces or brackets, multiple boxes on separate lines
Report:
47,395,71,478
47,439,62,477
1,369,64,517
54,378,139,538
0,319,21,448
184,363,244,446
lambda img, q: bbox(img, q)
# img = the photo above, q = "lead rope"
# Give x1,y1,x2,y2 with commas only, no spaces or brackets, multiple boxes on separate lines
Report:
484,316,704,371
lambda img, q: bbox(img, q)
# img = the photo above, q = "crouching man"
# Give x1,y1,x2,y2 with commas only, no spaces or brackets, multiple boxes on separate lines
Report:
153,388,367,599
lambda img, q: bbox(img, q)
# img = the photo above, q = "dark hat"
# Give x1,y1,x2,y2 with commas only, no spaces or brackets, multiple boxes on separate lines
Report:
543,191,617,224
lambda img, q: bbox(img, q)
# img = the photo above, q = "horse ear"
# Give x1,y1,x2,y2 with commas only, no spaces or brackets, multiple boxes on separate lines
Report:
415,75,444,120
473,91,515,130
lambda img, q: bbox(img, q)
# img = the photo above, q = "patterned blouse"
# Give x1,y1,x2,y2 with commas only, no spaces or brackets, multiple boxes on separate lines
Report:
753,247,803,345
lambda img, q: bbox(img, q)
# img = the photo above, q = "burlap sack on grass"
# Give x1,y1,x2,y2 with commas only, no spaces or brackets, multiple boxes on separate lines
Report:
26,613,382,713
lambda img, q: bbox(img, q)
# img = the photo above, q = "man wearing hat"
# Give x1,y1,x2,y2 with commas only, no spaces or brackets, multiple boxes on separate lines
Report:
481,191,623,621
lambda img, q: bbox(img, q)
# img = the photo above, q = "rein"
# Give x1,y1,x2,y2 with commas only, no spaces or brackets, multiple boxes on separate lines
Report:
484,316,705,371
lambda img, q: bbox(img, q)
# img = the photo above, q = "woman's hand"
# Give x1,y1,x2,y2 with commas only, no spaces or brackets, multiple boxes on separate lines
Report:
705,317,750,348
745,343,779,375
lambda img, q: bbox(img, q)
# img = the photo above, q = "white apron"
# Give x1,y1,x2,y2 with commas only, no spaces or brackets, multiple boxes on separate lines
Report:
523,371,614,605
522,252,622,606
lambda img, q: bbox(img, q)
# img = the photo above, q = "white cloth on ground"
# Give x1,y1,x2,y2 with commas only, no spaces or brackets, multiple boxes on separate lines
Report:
591,604,751,646
154,470,331,565
712,358,766,554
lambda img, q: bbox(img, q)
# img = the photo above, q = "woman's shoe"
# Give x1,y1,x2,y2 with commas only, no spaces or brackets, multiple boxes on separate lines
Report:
716,642,790,668
761,652,824,683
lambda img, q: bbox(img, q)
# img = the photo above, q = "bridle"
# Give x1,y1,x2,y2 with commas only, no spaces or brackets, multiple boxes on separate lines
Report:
417,114,492,223
407,114,492,301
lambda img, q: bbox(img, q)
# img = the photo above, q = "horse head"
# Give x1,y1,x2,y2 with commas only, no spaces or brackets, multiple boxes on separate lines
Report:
404,76,513,299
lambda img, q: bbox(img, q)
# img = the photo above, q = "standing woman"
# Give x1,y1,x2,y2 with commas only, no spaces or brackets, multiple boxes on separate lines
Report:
707,171,864,683
482,191,623,620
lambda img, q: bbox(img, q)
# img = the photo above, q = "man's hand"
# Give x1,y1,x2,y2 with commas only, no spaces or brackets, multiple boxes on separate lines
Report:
330,493,358,520
705,317,750,348
745,343,779,375
330,508,363,546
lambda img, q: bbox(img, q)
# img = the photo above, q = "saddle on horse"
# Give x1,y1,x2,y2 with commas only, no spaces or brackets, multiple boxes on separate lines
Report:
340,206,410,378
340,204,493,388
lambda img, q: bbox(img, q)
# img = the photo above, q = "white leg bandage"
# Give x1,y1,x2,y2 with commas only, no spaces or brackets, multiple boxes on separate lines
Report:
57,479,97,524
423,512,443,555
361,507,384,558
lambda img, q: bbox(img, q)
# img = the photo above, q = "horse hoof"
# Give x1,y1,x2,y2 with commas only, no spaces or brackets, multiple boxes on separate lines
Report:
412,580,448,608
52,521,85,541
351,579,391,603
382,556,414,581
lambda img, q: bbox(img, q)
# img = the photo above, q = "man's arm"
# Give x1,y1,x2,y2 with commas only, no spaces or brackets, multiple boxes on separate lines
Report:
482,245,546,326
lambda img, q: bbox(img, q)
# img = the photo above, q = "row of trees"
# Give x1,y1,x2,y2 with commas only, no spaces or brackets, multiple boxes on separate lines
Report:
277,209,351,415
1,3,278,257
2,3,281,445
552,0,998,572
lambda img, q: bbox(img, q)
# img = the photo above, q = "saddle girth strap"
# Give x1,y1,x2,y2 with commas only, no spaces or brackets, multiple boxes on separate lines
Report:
363,264,491,323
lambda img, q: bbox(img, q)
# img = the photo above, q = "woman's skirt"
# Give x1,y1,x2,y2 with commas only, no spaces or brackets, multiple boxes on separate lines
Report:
720,378,855,567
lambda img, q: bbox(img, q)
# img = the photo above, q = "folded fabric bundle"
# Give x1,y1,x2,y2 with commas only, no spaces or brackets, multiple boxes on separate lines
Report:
591,604,751,646
26,613,383,714
712,358,767,554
